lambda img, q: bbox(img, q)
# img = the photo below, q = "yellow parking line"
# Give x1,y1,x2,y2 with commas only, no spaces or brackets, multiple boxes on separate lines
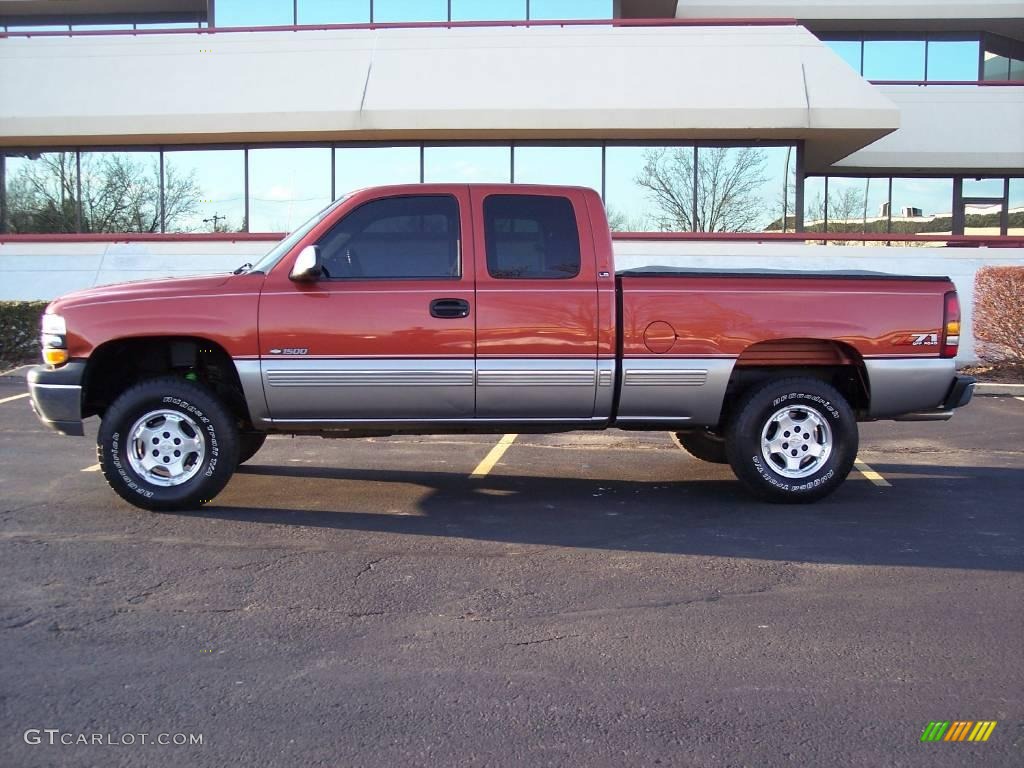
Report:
470,434,517,478
81,464,101,473
0,392,30,405
855,458,891,487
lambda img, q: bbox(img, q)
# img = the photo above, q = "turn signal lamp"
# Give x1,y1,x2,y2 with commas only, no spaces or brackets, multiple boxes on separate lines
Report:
43,348,69,366
941,291,960,358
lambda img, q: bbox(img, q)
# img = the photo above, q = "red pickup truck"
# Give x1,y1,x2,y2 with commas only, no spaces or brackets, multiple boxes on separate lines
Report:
28,184,974,510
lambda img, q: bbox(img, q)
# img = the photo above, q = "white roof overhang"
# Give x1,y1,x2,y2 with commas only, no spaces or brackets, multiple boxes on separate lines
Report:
0,24,898,169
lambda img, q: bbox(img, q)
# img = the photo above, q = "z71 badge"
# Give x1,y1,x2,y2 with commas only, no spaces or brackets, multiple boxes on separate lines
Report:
898,333,939,346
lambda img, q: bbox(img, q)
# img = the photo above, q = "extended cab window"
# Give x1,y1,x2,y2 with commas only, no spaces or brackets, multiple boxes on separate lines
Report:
484,195,581,279
317,195,460,279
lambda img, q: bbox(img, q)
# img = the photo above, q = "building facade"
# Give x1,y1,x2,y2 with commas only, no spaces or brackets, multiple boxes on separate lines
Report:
1,0,1022,360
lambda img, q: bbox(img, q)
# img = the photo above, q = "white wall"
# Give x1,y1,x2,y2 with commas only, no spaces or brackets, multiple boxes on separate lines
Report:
836,86,1024,172
670,0,1024,22
3,237,1021,363
0,24,896,168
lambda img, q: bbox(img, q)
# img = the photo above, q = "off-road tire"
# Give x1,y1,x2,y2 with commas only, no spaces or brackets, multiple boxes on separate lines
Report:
725,377,857,503
98,376,239,511
237,432,268,465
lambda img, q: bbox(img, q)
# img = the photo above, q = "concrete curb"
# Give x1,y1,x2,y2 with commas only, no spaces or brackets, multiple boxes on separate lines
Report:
0,364,32,381
974,382,1024,396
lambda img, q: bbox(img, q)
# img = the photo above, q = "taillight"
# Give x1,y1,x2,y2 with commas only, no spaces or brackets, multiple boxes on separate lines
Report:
941,290,960,358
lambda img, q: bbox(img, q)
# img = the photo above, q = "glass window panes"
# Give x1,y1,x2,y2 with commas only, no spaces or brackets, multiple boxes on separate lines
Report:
982,52,1010,80
825,40,861,73
863,40,925,80
3,152,78,233
215,0,293,26
890,177,954,235
513,146,601,191
694,146,793,232
163,150,245,233
825,177,890,233
964,200,1004,236
1010,58,1024,80
484,195,581,279
926,40,979,81
4,25,70,32
1008,179,1023,236
605,146,692,232
423,146,511,183
451,0,526,21
963,178,1005,198
298,0,370,24
79,151,161,233
248,148,332,232
335,146,420,198
317,195,461,279
803,177,827,232
373,0,447,22
529,0,612,19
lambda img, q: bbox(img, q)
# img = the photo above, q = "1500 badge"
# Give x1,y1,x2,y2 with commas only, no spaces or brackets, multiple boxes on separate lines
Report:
269,348,309,355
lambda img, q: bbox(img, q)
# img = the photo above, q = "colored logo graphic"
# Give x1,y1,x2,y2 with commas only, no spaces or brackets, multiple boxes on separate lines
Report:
921,721,997,742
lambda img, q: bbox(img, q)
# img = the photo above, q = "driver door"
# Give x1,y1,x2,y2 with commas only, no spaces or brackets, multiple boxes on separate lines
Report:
258,188,476,424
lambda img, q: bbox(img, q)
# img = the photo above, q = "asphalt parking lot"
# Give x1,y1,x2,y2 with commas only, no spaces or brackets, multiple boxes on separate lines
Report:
1,371,1021,767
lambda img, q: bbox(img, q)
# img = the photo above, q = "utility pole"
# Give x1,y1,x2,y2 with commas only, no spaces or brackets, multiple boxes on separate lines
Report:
203,213,225,231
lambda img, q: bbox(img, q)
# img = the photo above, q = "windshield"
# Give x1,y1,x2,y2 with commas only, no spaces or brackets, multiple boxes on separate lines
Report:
246,195,350,274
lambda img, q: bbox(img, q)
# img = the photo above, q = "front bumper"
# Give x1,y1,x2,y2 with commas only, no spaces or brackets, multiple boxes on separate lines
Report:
27,361,86,436
894,374,975,422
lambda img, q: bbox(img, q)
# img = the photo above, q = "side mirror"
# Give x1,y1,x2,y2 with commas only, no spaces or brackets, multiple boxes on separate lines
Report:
289,245,323,282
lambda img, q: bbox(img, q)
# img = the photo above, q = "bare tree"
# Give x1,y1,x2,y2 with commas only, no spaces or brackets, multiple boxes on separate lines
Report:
5,152,200,233
635,147,769,232
4,153,78,233
604,205,652,233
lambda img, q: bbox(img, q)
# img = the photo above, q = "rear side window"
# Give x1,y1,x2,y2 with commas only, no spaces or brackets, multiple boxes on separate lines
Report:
483,195,581,279
317,195,460,279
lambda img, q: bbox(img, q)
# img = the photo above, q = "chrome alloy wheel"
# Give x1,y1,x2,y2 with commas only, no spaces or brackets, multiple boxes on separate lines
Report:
759,405,833,479
126,410,205,487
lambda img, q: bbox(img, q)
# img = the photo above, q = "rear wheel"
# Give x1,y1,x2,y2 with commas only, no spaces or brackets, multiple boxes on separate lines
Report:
98,377,239,511
725,377,857,503
672,430,728,464
237,432,267,465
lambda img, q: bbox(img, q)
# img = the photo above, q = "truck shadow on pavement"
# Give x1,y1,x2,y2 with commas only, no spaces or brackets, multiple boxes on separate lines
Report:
179,461,1024,572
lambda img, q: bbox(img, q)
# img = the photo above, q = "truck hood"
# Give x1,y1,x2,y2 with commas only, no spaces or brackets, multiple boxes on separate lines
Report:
48,274,236,313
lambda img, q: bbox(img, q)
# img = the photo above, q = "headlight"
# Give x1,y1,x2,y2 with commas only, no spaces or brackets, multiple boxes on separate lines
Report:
42,314,66,336
41,313,68,366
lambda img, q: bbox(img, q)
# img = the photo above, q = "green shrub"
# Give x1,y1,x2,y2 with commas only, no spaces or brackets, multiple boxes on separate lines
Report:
0,301,48,369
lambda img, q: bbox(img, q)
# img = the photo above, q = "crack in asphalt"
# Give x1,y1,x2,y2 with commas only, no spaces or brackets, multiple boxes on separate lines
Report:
353,557,384,587
508,634,579,647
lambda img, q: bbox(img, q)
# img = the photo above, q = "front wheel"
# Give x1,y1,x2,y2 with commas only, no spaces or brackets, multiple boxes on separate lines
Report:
725,377,857,503
237,432,268,465
98,377,239,511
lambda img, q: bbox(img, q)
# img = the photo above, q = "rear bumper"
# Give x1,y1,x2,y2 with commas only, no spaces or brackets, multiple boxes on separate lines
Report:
27,361,86,436
894,375,975,422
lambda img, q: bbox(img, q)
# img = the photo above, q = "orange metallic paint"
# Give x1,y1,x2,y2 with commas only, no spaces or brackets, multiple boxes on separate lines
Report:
619,276,952,359
260,185,475,359
45,184,955,376
49,273,264,359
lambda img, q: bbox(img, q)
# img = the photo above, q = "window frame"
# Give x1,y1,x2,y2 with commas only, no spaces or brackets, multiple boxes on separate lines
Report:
314,193,464,281
482,193,583,281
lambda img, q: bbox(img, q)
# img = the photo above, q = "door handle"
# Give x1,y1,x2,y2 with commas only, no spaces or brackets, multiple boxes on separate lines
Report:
430,298,470,319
